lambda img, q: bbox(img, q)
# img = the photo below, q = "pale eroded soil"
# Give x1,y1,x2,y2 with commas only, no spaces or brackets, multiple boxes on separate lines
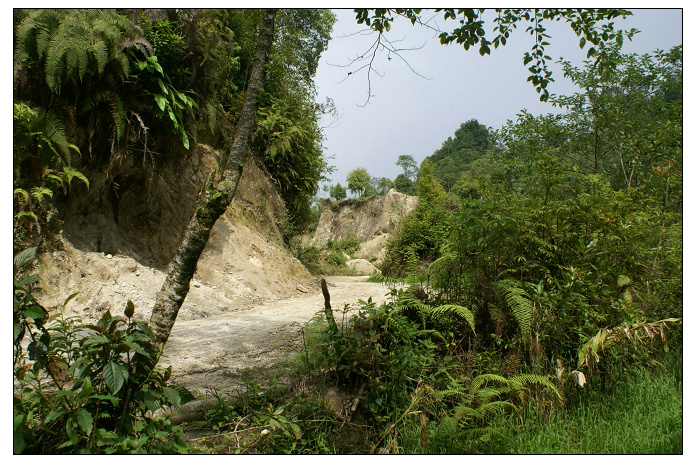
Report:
161,276,393,395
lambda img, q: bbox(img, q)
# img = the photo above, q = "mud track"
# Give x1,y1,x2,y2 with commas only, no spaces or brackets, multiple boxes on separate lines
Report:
162,276,393,395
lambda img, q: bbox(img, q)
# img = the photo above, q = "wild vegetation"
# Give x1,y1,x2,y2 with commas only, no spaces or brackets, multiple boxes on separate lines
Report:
14,8,680,454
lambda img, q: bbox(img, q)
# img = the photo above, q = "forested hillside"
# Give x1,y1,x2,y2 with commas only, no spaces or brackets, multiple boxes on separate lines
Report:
14,8,681,455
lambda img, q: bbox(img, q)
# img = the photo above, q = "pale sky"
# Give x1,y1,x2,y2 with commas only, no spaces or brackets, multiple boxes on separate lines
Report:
313,8,684,190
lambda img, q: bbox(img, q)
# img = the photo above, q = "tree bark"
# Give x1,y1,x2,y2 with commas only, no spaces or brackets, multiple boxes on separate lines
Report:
144,9,277,360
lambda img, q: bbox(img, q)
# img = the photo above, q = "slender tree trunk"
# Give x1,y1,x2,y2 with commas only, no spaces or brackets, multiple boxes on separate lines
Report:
144,9,277,359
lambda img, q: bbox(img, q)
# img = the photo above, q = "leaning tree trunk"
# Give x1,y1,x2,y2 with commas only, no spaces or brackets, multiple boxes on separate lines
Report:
142,9,277,367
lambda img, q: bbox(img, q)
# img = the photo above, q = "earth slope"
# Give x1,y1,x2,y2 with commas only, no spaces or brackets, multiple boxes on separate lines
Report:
310,189,418,266
37,145,317,324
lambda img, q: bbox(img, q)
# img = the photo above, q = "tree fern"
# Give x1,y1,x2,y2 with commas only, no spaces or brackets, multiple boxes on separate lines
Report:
492,279,534,340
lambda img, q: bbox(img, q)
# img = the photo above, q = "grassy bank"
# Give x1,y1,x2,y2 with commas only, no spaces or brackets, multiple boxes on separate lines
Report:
487,351,683,454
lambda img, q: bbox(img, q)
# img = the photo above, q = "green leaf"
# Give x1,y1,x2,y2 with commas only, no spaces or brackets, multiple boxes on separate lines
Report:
80,377,94,398
23,305,47,320
76,408,93,436
14,247,37,270
162,386,181,407
154,93,167,112
124,300,135,319
617,275,631,288
63,292,80,307
45,408,68,423
170,384,195,405
136,322,155,340
15,274,39,287
143,390,162,412
27,340,47,361
13,428,25,454
123,338,150,357
102,361,128,395
89,394,121,406
82,334,110,347
157,78,169,95
289,422,303,440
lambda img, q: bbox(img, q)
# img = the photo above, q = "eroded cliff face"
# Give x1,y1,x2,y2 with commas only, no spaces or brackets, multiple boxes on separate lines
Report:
311,189,418,265
37,144,317,323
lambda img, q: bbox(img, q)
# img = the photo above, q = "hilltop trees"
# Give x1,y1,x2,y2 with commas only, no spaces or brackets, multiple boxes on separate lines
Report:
346,167,372,197
329,182,347,201
427,119,493,192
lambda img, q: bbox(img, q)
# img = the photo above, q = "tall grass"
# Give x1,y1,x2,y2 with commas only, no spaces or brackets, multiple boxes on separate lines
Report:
392,349,682,455
490,353,682,454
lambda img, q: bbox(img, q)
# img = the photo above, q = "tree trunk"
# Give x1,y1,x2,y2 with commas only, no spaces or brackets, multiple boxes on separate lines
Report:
144,8,277,361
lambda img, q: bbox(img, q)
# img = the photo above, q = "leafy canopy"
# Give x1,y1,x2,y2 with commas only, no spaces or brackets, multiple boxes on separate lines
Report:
354,8,637,101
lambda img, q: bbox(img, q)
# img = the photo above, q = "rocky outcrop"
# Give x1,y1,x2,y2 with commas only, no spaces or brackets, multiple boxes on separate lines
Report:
311,189,418,266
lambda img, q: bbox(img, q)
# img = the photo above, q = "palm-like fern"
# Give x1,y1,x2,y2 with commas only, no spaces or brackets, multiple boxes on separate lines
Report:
437,372,560,447
13,103,78,171
492,279,534,340
391,288,476,335
15,9,147,95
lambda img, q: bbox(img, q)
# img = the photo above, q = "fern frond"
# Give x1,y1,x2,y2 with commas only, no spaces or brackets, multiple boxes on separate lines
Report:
429,304,476,334
414,329,446,343
37,109,74,166
492,279,534,340
63,166,90,189
474,387,508,402
16,211,39,222
31,186,54,201
509,373,558,391
509,373,561,400
366,273,409,287
476,400,518,419
16,9,138,96
452,405,481,421
470,373,509,391
465,425,509,444
438,388,468,399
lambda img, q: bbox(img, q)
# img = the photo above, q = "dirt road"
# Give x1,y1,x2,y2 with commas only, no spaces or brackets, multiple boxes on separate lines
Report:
162,276,393,395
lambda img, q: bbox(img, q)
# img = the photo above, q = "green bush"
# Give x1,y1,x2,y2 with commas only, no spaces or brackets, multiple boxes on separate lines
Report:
13,250,194,454
326,252,346,267
328,237,360,255
295,245,320,265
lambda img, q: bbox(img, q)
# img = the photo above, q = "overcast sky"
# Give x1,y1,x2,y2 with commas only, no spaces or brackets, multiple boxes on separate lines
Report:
312,8,683,191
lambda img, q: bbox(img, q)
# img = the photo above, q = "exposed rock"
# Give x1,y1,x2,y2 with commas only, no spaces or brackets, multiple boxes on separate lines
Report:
346,258,380,275
311,189,418,266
